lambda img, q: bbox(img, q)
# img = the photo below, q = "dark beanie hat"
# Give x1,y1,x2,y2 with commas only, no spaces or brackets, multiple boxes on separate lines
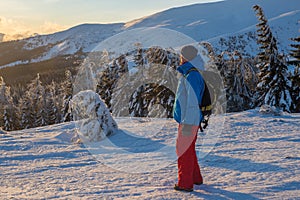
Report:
180,45,198,61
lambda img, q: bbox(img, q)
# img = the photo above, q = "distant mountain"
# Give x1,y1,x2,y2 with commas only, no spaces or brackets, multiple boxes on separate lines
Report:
0,0,299,84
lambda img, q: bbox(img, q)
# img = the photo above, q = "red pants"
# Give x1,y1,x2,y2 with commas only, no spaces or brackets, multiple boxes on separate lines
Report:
176,124,203,189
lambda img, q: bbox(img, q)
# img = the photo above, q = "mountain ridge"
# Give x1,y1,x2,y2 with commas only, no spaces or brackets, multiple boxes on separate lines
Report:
0,0,299,83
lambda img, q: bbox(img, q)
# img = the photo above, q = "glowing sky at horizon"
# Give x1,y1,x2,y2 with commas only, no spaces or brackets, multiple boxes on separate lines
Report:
0,0,222,40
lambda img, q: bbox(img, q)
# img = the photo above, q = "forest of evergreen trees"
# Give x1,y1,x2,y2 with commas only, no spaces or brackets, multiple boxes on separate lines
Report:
0,4,299,131
0,71,73,131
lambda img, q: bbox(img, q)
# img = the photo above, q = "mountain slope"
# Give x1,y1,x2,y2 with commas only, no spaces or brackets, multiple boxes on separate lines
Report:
125,0,300,40
0,0,299,74
125,0,300,55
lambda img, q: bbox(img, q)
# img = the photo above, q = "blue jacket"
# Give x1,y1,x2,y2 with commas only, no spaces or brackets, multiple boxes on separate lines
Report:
173,62,205,125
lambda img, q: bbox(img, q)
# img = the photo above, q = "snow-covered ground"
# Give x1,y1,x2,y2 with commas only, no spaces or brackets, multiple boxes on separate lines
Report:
1,109,300,199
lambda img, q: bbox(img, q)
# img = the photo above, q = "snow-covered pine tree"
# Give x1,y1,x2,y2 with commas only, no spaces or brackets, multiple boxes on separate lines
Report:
223,52,239,112
117,54,129,75
111,46,178,118
128,83,175,118
289,36,300,66
4,92,19,131
289,36,300,112
146,47,168,65
3,106,14,131
225,51,254,112
253,5,292,112
45,81,59,125
129,85,148,117
0,77,6,128
168,50,180,70
19,73,46,128
19,95,32,129
60,70,73,122
0,77,19,131
97,66,113,109
233,51,255,110
97,54,129,111
35,76,47,127
128,47,176,118
31,74,47,127
148,83,175,118
264,55,293,112
134,43,145,67
253,5,276,105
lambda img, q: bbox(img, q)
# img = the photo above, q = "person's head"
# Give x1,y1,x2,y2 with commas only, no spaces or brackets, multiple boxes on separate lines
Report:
180,45,198,64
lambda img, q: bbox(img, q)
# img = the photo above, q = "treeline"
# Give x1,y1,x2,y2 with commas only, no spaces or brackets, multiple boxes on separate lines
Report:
0,71,73,131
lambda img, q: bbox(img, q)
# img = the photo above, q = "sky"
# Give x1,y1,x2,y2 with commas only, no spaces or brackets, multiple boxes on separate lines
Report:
0,0,221,41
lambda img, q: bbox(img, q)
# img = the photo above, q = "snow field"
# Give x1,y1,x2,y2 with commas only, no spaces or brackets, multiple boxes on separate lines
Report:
0,109,299,199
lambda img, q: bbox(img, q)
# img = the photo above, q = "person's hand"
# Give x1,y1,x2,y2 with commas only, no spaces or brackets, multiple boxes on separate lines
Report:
180,124,193,136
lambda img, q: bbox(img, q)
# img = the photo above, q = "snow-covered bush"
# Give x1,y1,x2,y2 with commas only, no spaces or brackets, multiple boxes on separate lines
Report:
259,104,283,116
70,90,118,142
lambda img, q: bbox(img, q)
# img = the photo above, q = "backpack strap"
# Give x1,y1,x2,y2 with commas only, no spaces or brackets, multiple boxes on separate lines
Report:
183,67,212,132
183,67,198,78
201,105,212,112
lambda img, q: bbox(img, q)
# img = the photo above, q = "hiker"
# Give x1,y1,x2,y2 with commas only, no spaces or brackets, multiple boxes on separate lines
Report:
173,45,205,192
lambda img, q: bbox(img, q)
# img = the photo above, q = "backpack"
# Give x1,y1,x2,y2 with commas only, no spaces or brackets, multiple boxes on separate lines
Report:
184,67,212,132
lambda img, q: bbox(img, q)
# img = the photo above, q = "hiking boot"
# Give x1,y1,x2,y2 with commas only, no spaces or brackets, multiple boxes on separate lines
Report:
174,184,193,192
194,181,203,185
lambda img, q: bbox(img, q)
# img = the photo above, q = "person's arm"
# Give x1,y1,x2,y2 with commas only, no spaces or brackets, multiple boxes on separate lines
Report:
182,72,204,126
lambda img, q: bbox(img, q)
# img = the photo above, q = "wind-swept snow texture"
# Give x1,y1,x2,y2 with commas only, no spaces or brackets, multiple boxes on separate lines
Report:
0,109,299,199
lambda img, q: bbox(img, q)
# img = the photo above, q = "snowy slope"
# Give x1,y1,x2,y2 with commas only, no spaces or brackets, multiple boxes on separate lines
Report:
125,0,300,40
126,0,300,55
24,23,124,60
1,0,299,68
1,110,300,199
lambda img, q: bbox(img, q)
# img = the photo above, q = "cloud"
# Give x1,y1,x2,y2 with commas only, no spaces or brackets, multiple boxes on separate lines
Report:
39,21,66,34
0,16,66,41
0,16,32,41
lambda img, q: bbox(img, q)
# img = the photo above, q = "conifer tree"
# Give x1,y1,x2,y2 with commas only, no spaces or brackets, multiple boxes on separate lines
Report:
4,92,18,131
235,51,255,109
225,51,254,112
289,36,300,66
0,77,18,131
97,54,129,111
97,66,114,109
129,85,148,117
60,70,73,122
110,46,178,117
20,73,46,128
253,5,292,112
45,81,59,125
117,55,129,75
0,77,6,128
134,43,145,67
32,74,46,127
289,36,300,112
19,95,32,129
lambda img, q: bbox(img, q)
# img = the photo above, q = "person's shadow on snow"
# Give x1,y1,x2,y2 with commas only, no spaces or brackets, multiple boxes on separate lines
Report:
192,184,260,200
108,129,167,153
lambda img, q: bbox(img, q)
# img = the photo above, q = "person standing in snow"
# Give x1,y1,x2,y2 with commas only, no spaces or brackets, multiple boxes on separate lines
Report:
173,45,205,192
